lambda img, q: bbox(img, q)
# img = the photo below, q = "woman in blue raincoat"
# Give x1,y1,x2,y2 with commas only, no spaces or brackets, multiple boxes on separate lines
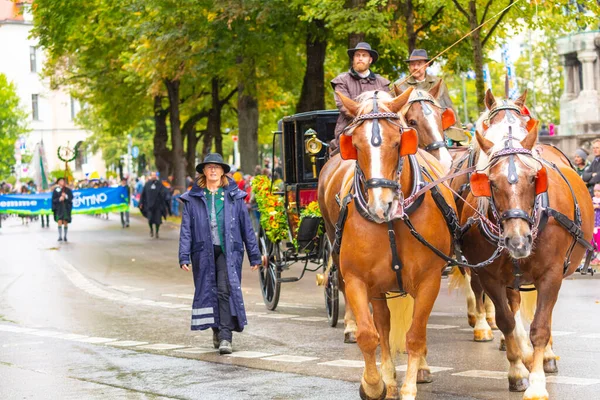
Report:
178,153,261,355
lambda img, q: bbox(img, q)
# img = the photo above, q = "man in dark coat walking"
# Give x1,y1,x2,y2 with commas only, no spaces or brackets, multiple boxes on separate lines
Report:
330,42,390,154
139,172,169,238
52,177,73,242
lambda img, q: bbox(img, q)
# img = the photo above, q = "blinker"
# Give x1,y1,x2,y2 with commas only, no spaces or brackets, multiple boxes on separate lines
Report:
441,108,456,130
470,172,492,197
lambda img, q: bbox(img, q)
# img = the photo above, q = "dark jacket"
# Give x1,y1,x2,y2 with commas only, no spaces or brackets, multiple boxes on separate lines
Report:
178,179,261,332
331,69,390,151
139,179,168,225
51,186,73,222
582,156,600,196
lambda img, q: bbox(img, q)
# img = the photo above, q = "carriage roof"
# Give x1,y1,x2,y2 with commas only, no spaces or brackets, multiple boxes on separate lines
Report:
277,110,339,185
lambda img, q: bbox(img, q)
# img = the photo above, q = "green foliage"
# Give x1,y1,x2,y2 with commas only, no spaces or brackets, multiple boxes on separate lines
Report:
0,73,29,178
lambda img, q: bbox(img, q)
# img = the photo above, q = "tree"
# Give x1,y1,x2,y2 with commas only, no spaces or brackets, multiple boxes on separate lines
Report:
0,74,29,178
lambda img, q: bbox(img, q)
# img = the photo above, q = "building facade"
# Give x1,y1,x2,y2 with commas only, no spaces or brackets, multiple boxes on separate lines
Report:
548,31,600,156
0,0,105,184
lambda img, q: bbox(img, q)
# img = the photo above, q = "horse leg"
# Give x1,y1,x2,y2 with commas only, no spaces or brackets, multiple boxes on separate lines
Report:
401,279,440,400
507,289,534,370
463,269,477,328
372,297,399,400
481,280,530,392
523,277,561,400
484,294,497,329
471,274,493,342
345,277,385,400
543,335,558,374
340,272,358,343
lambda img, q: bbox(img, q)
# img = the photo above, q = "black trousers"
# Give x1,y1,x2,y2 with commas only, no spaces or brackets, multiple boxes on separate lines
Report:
213,245,234,341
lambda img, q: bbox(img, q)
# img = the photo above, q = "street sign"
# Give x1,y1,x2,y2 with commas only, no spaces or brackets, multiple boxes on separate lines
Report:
232,135,238,142
132,146,139,158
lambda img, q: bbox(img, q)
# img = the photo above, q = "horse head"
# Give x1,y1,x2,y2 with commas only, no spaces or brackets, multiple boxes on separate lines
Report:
394,80,454,171
336,88,415,222
471,89,546,259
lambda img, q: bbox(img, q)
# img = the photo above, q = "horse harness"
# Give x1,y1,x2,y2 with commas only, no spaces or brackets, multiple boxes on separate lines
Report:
404,90,448,152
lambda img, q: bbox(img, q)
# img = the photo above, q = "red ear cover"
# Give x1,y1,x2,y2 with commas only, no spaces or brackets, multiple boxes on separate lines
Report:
340,134,357,160
470,172,492,197
441,108,456,130
400,128,418,157
535,167,548,195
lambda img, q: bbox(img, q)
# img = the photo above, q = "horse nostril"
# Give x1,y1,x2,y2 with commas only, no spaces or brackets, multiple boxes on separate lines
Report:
503,236,510,247
526,233,533,245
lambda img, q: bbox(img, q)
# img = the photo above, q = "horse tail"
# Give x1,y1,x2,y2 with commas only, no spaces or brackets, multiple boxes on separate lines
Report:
388,294,414,355
520,287,537,324
447,266,467,294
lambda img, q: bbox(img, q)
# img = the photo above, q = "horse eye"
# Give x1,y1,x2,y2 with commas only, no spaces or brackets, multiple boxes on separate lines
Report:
528,176,535,184
409,119,417,126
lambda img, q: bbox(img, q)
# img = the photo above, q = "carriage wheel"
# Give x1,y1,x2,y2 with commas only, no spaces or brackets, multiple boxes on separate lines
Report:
258,227,281,311
322,239,339,327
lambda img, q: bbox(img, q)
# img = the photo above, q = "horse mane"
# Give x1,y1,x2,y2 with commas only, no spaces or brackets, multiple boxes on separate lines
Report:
355,91,394,115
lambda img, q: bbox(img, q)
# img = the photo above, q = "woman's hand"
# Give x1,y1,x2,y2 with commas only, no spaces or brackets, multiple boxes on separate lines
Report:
251,265,261,271
180,264,190,271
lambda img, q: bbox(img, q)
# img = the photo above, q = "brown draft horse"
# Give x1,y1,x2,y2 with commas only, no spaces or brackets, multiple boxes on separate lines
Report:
459,90,593,400
339,80,459,345
318,89,456,400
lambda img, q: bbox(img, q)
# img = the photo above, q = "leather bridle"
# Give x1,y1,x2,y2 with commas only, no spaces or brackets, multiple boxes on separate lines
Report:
405,91,447,152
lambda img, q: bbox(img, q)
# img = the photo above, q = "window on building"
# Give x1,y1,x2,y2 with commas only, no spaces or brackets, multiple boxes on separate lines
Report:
30,47,37,73
32,94,39,120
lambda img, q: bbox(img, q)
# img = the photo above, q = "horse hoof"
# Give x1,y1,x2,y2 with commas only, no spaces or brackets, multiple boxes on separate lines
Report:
359,381,387,400
498,338,506,351
508,376,529,392
344,332,357,344
543,358,558,374
416,369,433,384
474,329,494,342
467,314,476,328
384,384,399,400
486,317,498,330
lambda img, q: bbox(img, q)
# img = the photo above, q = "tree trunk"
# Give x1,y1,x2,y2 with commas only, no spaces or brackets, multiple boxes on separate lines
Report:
183,110,208,177
296,20,327,113
237,58,259,174
403,0,417,53
468,1,485,112
205,77,223,157
164,79,186,191
346,0,366,48
152,95,171,178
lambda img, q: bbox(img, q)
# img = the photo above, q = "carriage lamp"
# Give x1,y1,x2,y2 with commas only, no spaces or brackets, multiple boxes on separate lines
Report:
316,273,325,286
305,128,322,179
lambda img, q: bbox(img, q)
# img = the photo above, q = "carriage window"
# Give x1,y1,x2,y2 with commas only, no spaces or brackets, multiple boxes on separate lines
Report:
282,121,296,184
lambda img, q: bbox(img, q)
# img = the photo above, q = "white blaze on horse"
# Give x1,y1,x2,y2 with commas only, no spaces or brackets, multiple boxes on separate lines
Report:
319,89,457,400
459,89,593,400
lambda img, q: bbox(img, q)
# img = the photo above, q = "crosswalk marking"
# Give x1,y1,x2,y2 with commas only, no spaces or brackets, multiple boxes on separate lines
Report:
224,351,273,359
106,340,149,347
136,343,187,350
29,330,63,337
452,370,506,380
255,313,300,320
318,360,369,368
255,302,317,310
52,333,89,341
109,286,145,293
546,376,600,386
174,348,217,354
162,294,194,300
551,331,575,337
2,341,44,348
262,355,319,363
245,311,267,316
75,337,119,344
580,333,600,339
396,365,453,373
291,317,328,322
0,325,38,333
427,324,460,330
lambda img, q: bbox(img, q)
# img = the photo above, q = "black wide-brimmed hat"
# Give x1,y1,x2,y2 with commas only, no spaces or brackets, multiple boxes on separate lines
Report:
347,42,379,64
196,153,231,174
405,49,430,62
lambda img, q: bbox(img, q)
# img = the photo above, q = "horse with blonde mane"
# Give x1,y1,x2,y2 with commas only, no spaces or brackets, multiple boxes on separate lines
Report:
318,89,456,400
459,89,593,400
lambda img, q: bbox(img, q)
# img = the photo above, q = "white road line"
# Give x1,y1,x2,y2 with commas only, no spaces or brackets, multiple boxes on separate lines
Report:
427,324,460,330
109,286,145,293
546,376,600,386
75,337,119,344
28,330,64,337
452,370,507,380
0,325,38,334
551,331,575,337
136,343,187,351
175,348,218,354
255,314,300,320
2,341,44,348
430,312,463,317
318,360,370,368
261,355,319,363
396,365,453,373
580,333,600,339
245,311,267,316
162,294,194,300
52,333,89,341
106,341,149,347
290,317,328,322
224,351,273,359
255,302,317,310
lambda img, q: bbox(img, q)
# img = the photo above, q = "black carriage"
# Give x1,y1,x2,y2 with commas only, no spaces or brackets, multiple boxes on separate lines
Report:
257,109,341,326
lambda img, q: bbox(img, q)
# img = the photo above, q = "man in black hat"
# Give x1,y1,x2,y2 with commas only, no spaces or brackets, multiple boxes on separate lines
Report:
139,172,169,239
393,49,468,144
330,42,390,154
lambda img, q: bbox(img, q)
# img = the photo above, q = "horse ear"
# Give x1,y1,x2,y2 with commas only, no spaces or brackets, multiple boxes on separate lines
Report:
335,91,359,118
514,89,528,109
429,79,443,99
392,84,404,97
485,89,496,110
476,130,494,154
520,126,538,150
387,87,413,114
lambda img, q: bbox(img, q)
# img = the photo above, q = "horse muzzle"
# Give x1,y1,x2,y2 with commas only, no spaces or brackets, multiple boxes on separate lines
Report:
503,232,533,259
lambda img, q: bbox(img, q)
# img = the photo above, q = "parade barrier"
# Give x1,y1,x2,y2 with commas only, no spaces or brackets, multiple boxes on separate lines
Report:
0,187,129,215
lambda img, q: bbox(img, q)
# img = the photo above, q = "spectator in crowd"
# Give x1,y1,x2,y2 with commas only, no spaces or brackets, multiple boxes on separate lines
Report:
120,177,131,228
52,177,73,242
573,148,590,177
172,189,181,217
539,124,550,136
582,139,600,196
140,172,169,238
